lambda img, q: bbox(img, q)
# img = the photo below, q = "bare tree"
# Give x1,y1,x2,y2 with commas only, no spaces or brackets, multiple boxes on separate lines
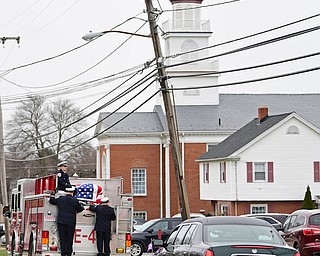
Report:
5,95,93,176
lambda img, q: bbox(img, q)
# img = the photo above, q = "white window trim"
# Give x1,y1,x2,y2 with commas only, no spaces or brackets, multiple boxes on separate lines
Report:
203,163,209,183
250,204,268,214
131,168,147,196
133,211,147,220
254,162,267,182
220,162,226,183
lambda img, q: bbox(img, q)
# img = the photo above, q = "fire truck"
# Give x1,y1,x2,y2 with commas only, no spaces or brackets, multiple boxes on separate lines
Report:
6,175,133,256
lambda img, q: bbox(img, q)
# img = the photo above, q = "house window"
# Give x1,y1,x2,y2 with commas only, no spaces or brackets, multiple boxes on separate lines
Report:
251,204,267,214
131,168,146,195
254,162,266,182
133,211,147,220
287,125,299,134
220,162,226,183
203,163,209,183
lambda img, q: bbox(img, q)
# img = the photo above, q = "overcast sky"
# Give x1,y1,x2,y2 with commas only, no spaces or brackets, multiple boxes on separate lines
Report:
0,0,319,139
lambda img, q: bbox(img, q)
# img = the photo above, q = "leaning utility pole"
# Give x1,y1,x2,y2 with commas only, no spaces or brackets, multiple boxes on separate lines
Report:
144,0,190,221
0,36,20,246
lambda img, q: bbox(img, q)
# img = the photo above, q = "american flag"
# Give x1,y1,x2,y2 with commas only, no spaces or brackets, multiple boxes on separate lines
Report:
75,183,99,201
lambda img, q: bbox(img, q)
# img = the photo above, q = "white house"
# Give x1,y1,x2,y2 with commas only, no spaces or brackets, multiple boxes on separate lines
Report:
197,107,320,216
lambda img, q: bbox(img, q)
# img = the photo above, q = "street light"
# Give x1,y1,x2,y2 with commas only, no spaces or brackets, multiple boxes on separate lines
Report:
83,0,191,221
82,30,150,41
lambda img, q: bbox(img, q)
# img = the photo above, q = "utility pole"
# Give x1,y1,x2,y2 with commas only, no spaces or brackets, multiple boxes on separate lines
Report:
0,36,20,246
144,0,190,221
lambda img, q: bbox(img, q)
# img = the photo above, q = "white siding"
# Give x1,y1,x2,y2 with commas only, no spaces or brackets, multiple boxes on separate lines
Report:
201,117,320,201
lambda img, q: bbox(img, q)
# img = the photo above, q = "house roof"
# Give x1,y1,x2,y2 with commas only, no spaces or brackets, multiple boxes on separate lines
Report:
95,94,320,135
197,113,292,161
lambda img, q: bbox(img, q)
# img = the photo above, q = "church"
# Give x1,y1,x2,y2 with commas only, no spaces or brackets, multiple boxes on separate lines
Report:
94,0,320,220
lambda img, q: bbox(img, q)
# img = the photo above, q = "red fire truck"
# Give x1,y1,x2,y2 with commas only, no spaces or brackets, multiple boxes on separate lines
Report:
6,175,133,256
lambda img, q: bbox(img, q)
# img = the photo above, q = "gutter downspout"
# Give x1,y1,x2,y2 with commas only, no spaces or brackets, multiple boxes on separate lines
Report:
164,142,170,217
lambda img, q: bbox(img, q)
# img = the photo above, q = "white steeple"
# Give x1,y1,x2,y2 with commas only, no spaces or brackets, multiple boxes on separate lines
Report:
156,0,219,106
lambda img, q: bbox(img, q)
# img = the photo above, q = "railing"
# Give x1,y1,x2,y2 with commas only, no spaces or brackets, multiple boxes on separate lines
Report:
162,19,211,32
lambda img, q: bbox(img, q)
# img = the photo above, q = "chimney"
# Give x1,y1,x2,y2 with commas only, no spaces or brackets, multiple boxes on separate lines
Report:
258,107,268,122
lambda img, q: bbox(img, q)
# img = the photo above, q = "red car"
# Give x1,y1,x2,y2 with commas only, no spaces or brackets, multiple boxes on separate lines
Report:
281,209,320,256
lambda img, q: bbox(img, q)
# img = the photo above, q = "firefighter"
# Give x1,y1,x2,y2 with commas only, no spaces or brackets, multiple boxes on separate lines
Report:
49,185,84,256
89,197,116,256
55,161,71,192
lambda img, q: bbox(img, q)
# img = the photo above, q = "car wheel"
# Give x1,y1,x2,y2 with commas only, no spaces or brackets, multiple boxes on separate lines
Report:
294,243,301,254
131,241,143,256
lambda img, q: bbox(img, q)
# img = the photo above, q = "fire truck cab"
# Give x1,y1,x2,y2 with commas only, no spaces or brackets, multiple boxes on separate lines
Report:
7,175,133,256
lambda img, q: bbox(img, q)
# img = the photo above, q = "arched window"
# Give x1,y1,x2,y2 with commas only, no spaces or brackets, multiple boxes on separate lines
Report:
287,125,299,134
181,39,198,63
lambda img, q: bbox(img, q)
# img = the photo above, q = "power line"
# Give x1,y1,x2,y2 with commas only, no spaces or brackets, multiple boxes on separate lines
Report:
164,25,320,69
165,66,320,91
4,69,157,151
168,52,320,78
164,13,319,60
4,85,160,162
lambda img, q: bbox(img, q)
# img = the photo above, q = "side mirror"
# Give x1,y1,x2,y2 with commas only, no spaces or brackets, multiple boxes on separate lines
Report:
147,228,154,233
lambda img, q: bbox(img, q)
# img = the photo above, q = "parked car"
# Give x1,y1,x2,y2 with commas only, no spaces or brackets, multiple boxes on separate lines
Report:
241,213,289,231
154,216,299,256
171,213,206,218
0,224,4,238
280,209,320,256
131,217,182,256
133,218,147,231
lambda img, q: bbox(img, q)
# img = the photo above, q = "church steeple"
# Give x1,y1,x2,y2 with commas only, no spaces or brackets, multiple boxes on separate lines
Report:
156,0,219,106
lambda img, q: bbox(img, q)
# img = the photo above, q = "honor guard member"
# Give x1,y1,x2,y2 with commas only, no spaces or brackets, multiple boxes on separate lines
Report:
55,161,71,192
49,185,84,256
89,197,116,256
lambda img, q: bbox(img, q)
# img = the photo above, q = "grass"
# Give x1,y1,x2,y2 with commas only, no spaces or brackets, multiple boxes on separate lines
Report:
0,246,7,256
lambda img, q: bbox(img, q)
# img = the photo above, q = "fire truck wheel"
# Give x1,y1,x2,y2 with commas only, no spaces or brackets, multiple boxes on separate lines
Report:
28,235,35,256
131,241,143,256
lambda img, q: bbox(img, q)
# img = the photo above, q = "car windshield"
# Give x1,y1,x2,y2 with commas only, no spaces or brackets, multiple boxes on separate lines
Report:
135,219,159,232
204,224,283,245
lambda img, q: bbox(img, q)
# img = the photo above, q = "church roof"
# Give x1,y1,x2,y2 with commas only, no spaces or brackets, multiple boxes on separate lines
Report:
95,94,320,135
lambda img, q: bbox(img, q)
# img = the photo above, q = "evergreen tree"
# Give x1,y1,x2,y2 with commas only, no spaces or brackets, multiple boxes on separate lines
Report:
301,185,315,209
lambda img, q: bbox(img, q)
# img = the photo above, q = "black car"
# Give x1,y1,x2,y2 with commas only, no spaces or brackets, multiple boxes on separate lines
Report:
131,217,182,256
155,216,300,256
133,218,147,231
0,224,4,238
241,213,289,231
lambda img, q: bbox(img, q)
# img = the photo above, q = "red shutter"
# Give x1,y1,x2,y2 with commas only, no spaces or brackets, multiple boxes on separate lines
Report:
314,161,320,182
268,162,274,183
247,162,253,183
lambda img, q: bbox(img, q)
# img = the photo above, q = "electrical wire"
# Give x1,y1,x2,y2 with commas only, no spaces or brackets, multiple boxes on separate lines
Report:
0,14,147,75
3,69,158,155
164,13,319,60
164,25,320,69
168,52,320,78
161,0,241,13
164,66,320,91
4,86,160,162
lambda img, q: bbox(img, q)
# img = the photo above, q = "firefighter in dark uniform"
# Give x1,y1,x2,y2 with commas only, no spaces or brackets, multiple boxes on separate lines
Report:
55,161,71,192
49,186,84,256
89,197,116,256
